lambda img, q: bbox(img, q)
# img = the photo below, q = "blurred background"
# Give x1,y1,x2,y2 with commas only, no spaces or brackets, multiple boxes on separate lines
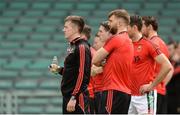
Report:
0,0,179,114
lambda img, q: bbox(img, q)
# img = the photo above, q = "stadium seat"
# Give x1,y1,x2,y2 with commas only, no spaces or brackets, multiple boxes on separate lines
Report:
0,58,7,66
39,79,60,89
98,3,119,10
0,25,9,33
46,106,62,114
24,10,44,17
40,18,61,25
30,33,51,41
93,10,110,18
41,50,61,58
0,49,14,57
0,80,13,89
53,34,65,42
23,42,44,49
12,26,33,33
70,10,90,18
76,3,96,10
6,33,28,41
19,106,43,114
47,10,68,17
21,71,43,78
18,17,39,25
167,2,180,9
15,79,38,89
0,17,15,24
31,2,51,9
138,10,159,16
27,59,51,70
159,18,177,26
25,98,49,104
143,3,164,10
3,59,30,70
50,97,63,105
54,3,74,10
46,42,67,50
0,41,21,49
161,10,180,17
9,2,29,9
16,49,39,58
2,10,22,17
122,3,142,10
0,2,6,9
0,70,18,78
35,25,56,33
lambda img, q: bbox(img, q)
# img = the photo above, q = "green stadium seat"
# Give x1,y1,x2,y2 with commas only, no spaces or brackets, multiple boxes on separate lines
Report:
47,10,67,17
25,98,49,104
161,10,180,17
23,42,44,49
0,49,14,57
70,10,90,17
98,3,119,10
0,18,15,24
54,3,74,10
0,70,18,78
0,25,9,33
0,41,21,49
12,26,33,33
16,49,39,58
167,2,180,9
159,27,173,35
175,27,180,34
15,79,38,89
76,3,96,10
19,106,43,114
53,34,65,42
6,33,27,41
24,10,44,17
27,59,51,70
41,18,61,25
171,35,179,41
50,97,63,105
93,10,110,18
159,18,177,26
30,33,51,41
21,71,43,78
3,59,30,70
39,79,60,89
0,58,7,66
9,2,29,9
0,80,13,89
122,3,141,10
41,50,60,58
46,42,67,50
138,10,159,16
88,18,105,26
0,34,4,40
35,25,56,33
144,3,164,10
46,106,62,114
2,10,22,17
18,17,39,25
0,2,6,9
31,2,51,9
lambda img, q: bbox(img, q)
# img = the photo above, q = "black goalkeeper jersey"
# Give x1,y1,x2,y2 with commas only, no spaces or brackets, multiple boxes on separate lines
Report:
61,38,91,98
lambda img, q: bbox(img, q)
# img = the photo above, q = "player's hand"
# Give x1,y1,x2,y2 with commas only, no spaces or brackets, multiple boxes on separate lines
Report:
48,64,59,73
139,83,153,95
66,97,76,112
91,65,103,76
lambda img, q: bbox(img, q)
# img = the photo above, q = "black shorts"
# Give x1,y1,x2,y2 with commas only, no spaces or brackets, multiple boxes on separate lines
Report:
99,90,131,114
62,91,89,114
94,91,103,113
157,93,167,114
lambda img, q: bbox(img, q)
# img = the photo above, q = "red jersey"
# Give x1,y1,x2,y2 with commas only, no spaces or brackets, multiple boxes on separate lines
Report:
102,32,134,94
150,36,169,95
130,38,162,95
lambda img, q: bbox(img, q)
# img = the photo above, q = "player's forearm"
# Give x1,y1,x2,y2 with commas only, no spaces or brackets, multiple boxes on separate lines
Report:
151,61,172,89
164,65,174,86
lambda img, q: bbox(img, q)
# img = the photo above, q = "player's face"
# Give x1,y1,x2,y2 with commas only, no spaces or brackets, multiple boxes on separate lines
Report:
63,21,78,40
108,15,118,34
93,37,104,50
141,20,148,37
127,25,134,39
98,25,110,42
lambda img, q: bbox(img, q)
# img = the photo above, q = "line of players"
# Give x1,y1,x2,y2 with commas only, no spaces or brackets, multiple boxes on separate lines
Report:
81,9,173,114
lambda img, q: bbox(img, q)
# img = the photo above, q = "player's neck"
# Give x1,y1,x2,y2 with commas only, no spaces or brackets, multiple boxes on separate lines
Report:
132,33,142,42
69,33,81,42
148,30,158,40
117,28,127,34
